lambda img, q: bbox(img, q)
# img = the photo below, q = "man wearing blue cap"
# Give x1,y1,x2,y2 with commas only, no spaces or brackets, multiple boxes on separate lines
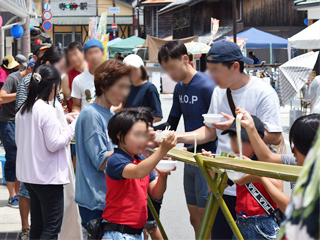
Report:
178,41,282,239
71,39,104,113
0,57,35,239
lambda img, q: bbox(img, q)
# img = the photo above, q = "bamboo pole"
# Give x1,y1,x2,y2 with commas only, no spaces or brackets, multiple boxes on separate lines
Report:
194,154,243,240
147,195,168,240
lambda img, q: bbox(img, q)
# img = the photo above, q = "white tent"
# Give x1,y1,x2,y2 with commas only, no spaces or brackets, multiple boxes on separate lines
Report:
288,20,320,49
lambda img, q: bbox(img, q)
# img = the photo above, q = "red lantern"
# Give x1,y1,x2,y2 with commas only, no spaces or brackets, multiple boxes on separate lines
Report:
35,39,41,45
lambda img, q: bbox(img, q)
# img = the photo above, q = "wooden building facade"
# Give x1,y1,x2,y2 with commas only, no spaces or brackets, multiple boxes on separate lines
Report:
158,0,306,41
142,0,175,39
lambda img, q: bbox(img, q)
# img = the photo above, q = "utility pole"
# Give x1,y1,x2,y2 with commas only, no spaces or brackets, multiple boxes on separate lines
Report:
42,0,47,33
113,0,116,23
232,0,237,44
21,0,30,57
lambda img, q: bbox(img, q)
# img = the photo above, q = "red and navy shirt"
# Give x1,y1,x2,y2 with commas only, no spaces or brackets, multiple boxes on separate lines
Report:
103,148,156,229
235,155,278,216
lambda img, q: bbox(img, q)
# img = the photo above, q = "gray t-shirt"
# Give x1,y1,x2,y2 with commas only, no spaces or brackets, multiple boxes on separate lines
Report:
281,154,297,190
0,71,23,122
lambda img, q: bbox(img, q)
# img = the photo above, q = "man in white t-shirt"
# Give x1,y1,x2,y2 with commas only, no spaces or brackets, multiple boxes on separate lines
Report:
71,39,104,113
178,41,282,240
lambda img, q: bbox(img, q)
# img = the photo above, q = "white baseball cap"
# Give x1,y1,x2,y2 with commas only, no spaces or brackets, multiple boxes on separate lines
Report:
123,54,144,68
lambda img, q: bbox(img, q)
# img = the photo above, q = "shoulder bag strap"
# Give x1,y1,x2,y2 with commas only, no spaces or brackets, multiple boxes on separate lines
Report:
227,88,236,118
245,183,275,216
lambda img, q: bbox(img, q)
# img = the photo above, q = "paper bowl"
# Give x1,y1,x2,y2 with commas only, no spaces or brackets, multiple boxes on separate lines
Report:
155,131,170,142
202,114,223,124
156,160,177,172
226,170,245,181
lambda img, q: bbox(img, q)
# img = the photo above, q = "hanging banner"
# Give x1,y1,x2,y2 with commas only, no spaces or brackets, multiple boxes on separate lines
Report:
227,37,246,50
97,12,107,40
101,34,109,61
211,18,220,41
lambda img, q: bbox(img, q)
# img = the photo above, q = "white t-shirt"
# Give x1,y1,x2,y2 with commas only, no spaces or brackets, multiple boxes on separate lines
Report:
71,70,96,110
207,77,283,196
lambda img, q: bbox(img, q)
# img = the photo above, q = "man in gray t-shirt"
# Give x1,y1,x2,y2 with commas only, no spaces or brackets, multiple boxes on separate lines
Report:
0,71,23,122
0,60,33,208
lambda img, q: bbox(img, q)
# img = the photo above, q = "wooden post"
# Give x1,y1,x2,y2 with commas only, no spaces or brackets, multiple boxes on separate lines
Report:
233,0,237,44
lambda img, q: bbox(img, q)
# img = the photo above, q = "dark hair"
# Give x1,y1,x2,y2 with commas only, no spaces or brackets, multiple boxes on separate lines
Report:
248,51,253,56
33,46,65,72
221,61,244,73
140,66,148,80
66,41,83,55
108,108,151,145
289,114,320,156
21,65,61,114
137,107,154,126
158,40,188,64
94,60,131,97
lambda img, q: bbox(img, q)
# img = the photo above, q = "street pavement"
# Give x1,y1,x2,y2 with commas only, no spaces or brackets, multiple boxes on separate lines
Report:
0,93,304,239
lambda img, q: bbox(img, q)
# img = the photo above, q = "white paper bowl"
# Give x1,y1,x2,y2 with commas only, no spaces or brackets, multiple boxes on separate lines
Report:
156,160,177,172
155,131,170,142
202,114,223,124
226,170,245,181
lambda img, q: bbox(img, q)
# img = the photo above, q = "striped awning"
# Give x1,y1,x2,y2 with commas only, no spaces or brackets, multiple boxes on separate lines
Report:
277,51,319,106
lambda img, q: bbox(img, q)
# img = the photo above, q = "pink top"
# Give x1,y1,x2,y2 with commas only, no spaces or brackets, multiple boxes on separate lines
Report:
15,99,76,185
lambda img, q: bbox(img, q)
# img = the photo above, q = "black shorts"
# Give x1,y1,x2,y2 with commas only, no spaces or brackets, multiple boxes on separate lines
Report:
145,195,163,228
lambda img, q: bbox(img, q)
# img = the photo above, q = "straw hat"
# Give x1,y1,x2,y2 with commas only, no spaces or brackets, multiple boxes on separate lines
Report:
2,55,19,69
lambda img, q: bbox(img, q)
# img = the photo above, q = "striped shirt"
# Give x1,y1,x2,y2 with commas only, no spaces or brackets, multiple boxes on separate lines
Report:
15,73,62,111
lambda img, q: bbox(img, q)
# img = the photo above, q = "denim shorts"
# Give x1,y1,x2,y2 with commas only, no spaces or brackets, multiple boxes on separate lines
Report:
102,231,144,240
183,164,208,208
0,121,17,182
19,182,30,198
233,215,280,240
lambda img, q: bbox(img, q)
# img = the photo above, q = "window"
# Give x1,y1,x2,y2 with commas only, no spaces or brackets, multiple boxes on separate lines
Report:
54,32,82,48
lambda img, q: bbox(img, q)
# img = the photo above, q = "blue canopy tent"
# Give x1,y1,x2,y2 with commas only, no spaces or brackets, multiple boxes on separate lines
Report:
107,37,123,47
229,28,288,63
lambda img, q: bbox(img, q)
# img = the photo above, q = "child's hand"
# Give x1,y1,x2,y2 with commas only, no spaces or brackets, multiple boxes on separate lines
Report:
160,131,177,153
201,149,214,158
235,108,254,130
212,112,235,130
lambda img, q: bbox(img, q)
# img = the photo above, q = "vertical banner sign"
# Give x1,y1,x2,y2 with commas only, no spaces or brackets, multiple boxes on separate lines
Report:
211,18,220,41
89,17,98,40
101,34,109,61
97,12,107,40
88,18,93,40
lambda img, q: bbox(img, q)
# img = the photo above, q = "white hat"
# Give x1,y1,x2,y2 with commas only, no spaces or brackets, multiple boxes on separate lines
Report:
123,54,144,68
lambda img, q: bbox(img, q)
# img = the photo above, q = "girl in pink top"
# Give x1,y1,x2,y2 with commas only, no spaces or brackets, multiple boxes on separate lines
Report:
15,65,77,239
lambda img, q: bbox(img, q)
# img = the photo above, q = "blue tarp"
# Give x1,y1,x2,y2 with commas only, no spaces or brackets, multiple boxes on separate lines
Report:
230,28,288,49
107,37,123,47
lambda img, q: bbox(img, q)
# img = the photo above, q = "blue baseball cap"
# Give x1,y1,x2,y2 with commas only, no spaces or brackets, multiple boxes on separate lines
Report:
206,41,254,64
27,58,36,68
83,39,104,53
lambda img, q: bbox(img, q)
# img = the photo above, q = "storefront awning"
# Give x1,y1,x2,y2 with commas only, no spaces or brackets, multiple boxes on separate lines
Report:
0,0,29,18
47,16,143,26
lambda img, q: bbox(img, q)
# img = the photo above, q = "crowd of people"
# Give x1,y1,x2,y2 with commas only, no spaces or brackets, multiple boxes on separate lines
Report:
0,37,319,240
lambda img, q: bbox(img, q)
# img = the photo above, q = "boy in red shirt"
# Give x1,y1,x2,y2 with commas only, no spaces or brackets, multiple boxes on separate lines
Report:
204,116,283,239
102,109,177,239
